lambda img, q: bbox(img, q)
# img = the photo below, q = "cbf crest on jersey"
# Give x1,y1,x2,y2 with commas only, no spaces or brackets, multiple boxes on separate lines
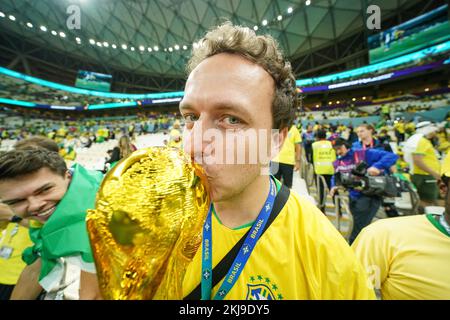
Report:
246,275,283,300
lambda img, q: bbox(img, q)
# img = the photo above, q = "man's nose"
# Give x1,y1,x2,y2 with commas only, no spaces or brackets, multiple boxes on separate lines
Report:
27,196,46,214
183,119,208,162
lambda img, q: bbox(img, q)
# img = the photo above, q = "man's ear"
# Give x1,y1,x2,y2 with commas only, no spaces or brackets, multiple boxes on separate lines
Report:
65,170,72,181
438,179,448,197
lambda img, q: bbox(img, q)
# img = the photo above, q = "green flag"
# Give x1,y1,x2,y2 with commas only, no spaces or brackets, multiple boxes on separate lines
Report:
22,164,104,283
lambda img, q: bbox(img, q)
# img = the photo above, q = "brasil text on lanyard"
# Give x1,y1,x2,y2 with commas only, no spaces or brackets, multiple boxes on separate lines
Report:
201,177,276,300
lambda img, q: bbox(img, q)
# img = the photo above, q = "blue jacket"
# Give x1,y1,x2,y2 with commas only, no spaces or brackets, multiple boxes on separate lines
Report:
352,139,393,153
332,148,398,199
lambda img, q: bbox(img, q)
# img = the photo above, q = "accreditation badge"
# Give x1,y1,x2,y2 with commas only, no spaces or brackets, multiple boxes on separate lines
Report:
0,245,14,259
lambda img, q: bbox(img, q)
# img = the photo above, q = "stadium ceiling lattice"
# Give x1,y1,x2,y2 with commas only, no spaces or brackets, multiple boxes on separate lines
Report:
0,0,422,78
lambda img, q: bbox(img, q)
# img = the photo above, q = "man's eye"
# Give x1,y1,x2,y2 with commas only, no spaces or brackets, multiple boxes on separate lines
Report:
184,114,199,122
223,116,241,125
6,200,24,206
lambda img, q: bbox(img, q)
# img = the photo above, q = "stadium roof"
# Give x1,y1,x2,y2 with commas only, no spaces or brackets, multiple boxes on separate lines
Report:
0,0,423,78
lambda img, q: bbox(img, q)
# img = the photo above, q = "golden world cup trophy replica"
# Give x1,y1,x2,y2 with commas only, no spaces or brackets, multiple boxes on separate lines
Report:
87,147,210,299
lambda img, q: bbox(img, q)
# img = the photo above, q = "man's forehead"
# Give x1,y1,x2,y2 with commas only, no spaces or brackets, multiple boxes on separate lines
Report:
186,53,273,88
0,168,60,197
183,54,274,108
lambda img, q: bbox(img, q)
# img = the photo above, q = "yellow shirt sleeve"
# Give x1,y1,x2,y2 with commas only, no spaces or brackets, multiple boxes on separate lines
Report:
352,222,390,293
291,126,302,144
295,197,376,300
413,137,427,155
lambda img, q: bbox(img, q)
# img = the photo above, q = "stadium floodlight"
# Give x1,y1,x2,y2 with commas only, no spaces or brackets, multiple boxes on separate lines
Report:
26,22,33,28
96,41,102,47
8,15,16,21
262,19,268,26
328,101,332,105
316,104,320,108
121,44,127,49
164,48,167,52
0,12,5,18
139,45,145,51
51,30,57,36
112,44,117,49
336,100,340,104
182,45,187,50
130,47,135,51
103,41,109,47
174,45,179,50
59,32,66,38
147,47,152,52
287,7,293,14
253,25,258,31
352,98,356,101
277,15,282,21
89,39,95,45
362,96,366,100
153,46,159,51
306,0,311,6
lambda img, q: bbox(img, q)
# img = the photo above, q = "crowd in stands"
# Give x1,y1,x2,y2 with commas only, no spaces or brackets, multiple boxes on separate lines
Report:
301,91,450,117
297,112,449,222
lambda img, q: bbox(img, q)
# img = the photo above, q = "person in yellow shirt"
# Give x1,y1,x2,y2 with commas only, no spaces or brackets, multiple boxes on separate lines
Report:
337,124,347,133
56,126,67,140
394,119,405,142
167,120,182,148
312,129,336,212
436,125,449,154
405,121,416,138
404,122,441,209
313,122,321,132
352,150,450,300
59,146,76,161
179,23,374,300
0,221,32,300
271,125,302,188
380,104,390,120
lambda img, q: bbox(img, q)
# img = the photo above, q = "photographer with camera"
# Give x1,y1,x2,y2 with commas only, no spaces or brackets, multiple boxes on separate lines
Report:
330,138,398,244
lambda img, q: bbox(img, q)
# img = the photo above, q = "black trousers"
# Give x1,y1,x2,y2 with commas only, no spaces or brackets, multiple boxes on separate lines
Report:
318,174,333,210
349,194,382,244
304,142,313,163
0,284,14,300
271,162,294,188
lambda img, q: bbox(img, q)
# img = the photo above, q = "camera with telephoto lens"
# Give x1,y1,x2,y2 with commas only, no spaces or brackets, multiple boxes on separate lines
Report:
335,161,406,197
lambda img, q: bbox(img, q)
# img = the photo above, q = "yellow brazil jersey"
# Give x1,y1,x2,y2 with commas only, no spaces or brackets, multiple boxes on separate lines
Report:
436,131,449,153
56,127,67,137
272,126,302,166
394,123,405,134
352,215,450,300
0,224,33,285
182,191,375,300
405,122,415,133
168,139,182,148
412,137,440,175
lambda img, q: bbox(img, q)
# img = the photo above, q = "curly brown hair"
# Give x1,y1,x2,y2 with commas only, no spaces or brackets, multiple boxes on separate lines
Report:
187,22,299,130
